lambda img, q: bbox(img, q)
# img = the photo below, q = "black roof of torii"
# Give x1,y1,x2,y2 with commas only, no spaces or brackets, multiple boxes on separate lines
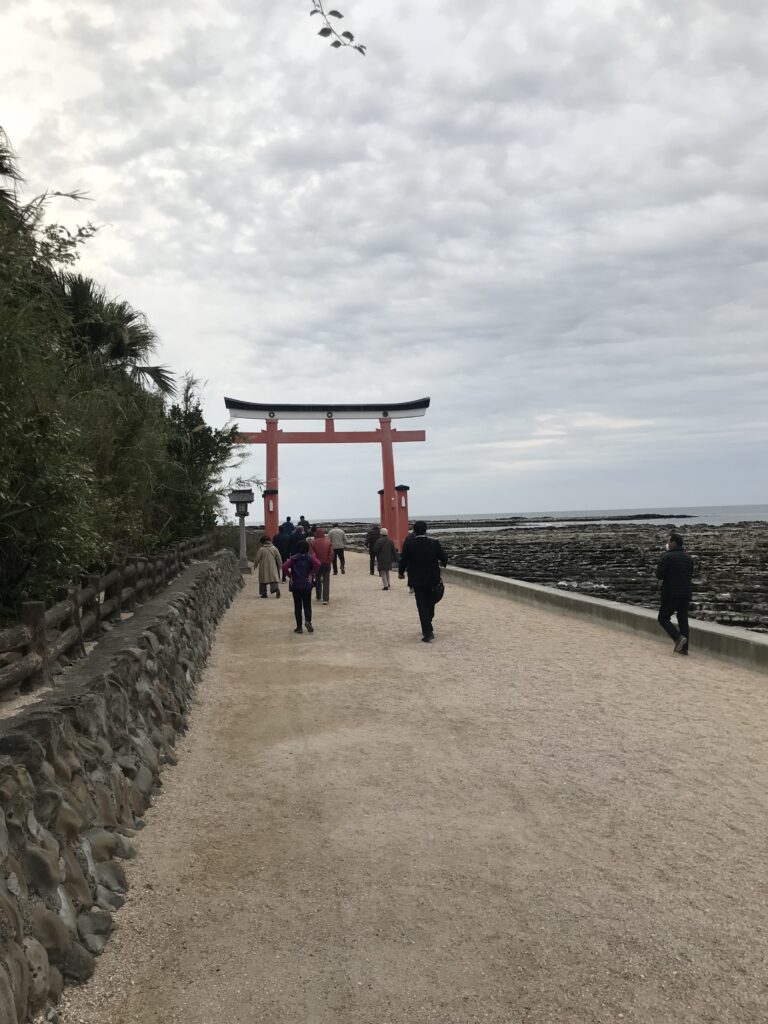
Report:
224,397,430,420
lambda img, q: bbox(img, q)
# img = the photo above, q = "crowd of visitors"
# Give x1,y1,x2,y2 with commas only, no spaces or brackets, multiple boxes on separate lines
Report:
259,515,695,652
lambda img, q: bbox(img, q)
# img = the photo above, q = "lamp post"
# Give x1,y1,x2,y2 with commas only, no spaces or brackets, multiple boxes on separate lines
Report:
228,488,255,573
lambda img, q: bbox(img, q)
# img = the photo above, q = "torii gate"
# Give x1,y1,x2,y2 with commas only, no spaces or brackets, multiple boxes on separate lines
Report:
224,397,430,549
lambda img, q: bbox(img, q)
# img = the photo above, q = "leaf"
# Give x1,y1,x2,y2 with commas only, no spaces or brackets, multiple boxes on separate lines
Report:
331,39,342,47
310,7,320,12
341,30,354,40
318,26,333,35
328,9,343,16
354,44,367,54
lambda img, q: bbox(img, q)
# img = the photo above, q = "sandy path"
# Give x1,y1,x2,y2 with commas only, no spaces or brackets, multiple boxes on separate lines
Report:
60,553,768,1024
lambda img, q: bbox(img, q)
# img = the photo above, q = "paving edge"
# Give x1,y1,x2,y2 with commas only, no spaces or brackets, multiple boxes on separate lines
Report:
443,565,768,674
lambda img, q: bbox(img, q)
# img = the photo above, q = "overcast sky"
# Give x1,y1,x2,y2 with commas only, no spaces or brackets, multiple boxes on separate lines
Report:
2,0,767,518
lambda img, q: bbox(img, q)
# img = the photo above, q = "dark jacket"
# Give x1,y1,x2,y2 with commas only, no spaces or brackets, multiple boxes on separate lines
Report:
398,534,447,588
373,536,398,571
281,519,295,535
272,530,290,560
365,526,381,551
656,548,694,597
288,529,307,556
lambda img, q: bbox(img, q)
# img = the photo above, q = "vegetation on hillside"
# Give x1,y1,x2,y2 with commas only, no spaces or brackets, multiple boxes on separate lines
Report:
0,129,241,617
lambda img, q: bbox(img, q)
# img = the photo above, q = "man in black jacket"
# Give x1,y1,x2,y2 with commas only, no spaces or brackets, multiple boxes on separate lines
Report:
656,532,694,654
398,521,448,643
365,524,381,575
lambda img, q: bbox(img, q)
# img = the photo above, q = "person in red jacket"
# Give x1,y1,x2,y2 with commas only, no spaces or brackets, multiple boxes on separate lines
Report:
309,527,334,605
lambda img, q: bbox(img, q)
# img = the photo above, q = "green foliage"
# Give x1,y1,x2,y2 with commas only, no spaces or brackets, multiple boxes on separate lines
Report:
214,525,264,561
0,129,242,617
159,376,240,539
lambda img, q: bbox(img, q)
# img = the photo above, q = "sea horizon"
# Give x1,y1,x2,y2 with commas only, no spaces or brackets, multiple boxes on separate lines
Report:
247,503,768,529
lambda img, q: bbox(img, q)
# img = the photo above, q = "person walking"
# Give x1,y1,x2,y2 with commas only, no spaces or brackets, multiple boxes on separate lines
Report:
281,516,295,536
309,527,334,605
373,528,398,590
328,523,349,575
283,540,320,634
298,515,311,536
272,526,291,582
656,532,694,654
398,521,448,642
253,535,283,598
365,523,381,576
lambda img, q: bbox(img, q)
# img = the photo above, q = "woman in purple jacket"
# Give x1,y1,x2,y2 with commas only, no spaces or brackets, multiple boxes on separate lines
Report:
283,541,321,634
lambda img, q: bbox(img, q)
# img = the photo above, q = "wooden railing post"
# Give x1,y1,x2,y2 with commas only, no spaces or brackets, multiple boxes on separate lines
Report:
125,557,137,610
82,573,102,639
21,602,52,688
68,585,87,658
105,563,124,622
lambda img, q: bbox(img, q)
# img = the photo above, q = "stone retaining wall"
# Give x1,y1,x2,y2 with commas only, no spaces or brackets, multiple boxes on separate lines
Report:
0,550,242,1022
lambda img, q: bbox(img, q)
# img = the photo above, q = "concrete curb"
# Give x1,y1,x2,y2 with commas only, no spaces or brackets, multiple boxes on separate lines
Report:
443,565,768,674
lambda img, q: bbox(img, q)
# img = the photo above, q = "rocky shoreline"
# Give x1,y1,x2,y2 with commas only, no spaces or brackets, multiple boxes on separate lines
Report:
342,519,768,633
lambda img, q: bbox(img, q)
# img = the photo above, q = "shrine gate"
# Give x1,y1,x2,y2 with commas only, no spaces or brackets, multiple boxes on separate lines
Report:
224,397,430,549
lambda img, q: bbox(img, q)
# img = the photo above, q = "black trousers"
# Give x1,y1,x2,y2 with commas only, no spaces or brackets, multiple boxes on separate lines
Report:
369,550,376,574
314,564,331,603
292,589,312,628
332,548,345,573
658,595,690,643
413,586,436,637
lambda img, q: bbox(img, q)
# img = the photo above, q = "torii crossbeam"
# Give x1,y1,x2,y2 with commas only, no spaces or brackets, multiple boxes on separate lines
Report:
225,398,430,547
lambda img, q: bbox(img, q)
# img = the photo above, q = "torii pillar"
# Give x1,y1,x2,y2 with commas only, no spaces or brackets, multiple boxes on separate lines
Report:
225,398,430,545
395,484,410,549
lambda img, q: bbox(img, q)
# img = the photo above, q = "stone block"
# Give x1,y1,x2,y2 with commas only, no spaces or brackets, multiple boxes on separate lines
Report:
59,940,95,983
0,963,18,1024
22,936,50,1012
5,940,29,1022
30,905,71,962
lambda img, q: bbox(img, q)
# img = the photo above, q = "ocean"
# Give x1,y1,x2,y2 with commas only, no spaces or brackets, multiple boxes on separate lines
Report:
339,504,768,531
430,505,768,529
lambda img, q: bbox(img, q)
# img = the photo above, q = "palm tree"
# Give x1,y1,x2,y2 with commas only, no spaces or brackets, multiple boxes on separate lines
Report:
0,128,23,214
58,272,176,395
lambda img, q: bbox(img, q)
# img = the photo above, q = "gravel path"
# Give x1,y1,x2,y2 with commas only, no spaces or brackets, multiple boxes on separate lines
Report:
60,554,768,1024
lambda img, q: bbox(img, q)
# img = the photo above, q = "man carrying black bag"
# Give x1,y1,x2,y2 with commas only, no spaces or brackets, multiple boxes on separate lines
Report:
398,520,448,643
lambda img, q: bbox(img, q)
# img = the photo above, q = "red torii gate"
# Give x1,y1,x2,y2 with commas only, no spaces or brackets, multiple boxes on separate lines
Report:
225,398,430,549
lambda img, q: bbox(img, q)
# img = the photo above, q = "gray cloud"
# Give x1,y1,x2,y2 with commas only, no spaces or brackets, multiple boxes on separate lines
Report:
2,0,767,516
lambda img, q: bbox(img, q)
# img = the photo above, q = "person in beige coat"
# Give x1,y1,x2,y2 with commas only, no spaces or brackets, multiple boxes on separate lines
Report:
254,536,283,598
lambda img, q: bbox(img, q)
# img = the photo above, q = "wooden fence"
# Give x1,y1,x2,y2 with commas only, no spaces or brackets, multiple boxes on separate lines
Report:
0,533,216,698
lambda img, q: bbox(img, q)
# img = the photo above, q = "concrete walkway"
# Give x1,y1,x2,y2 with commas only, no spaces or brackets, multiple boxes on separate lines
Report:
60,554,768,1024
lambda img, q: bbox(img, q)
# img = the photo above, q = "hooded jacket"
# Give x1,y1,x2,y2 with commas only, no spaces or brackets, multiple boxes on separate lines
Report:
309,528,333,566
283,552,321,591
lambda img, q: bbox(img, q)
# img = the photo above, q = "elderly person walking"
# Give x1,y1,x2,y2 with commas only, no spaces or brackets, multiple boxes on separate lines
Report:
373,528,398,590
283,540,320,634
328,523,349,575
253,535,283,598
